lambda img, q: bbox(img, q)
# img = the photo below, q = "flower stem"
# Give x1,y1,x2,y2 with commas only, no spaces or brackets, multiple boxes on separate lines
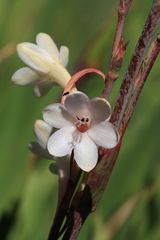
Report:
119,33,160,135
111,0,160,128
102,0,133,99
48,155,82,240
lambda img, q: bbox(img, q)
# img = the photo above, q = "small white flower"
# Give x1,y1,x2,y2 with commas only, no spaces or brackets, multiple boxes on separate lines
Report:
34,119,52,149
32,119,70,203
44,91,119,172
11,33,71,96
29,119,54,160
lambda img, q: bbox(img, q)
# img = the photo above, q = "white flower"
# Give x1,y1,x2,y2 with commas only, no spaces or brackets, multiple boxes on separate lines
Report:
11,33,71,96
31,119,70,203
29,119,54,159
44,91,119,172
34,119,52,149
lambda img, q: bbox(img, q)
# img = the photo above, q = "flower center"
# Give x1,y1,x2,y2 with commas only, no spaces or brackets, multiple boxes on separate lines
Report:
75,116,90,133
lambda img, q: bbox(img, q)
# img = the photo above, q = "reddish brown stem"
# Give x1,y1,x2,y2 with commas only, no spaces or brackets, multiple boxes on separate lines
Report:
111,0,160,128
103,0,132,99
61,68,106,104
48,157,82,240
62,189,91,240
62,211,82,240
119,33,160,135
112,0,132,57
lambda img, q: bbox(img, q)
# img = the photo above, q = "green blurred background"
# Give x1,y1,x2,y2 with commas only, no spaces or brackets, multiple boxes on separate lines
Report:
0,0,160,239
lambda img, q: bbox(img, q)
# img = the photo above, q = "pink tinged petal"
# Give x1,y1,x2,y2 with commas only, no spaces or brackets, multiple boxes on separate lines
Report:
47,126,75,157
59,46,69,67
43,103,74,128
88,121,118,149
34,120,52,148
11,67,38,85
17,43,53,74
33,80,53,97
64,91,91,119
36,33,59,60
74,133,98,172
90,97,111,123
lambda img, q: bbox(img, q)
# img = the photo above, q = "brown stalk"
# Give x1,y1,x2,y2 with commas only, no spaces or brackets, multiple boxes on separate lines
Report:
119,33,160,135
48,155,82,240
111,0,160,128
102,0,132,99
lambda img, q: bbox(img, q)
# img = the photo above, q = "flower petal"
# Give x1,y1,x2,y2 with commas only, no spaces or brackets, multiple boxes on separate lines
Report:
43,103,74,128
11,67,38,85
90,97,111,123
59,46,69,67
64,91,91,119
33,80,53,97
47,126,75,157
17,43,53,73
88,121,118,149
74,133,98,172
36,33,59,60
34,120,52,148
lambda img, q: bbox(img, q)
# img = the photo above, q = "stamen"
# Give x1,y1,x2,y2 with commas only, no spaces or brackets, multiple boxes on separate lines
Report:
63,91,69,96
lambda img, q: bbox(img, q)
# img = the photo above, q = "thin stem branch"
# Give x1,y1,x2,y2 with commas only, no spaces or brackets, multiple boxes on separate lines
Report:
62,184,93,240
48,155,82,240
119,33,160,135
112,0,132,56
86,141,122,210
111,0,160,128
62,211,82,240
102,0,132,99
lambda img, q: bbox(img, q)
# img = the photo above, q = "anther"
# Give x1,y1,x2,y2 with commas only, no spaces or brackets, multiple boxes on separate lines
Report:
63,91,69,96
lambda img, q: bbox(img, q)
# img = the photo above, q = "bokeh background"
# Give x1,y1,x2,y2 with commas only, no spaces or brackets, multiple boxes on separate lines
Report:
0,0,160,239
